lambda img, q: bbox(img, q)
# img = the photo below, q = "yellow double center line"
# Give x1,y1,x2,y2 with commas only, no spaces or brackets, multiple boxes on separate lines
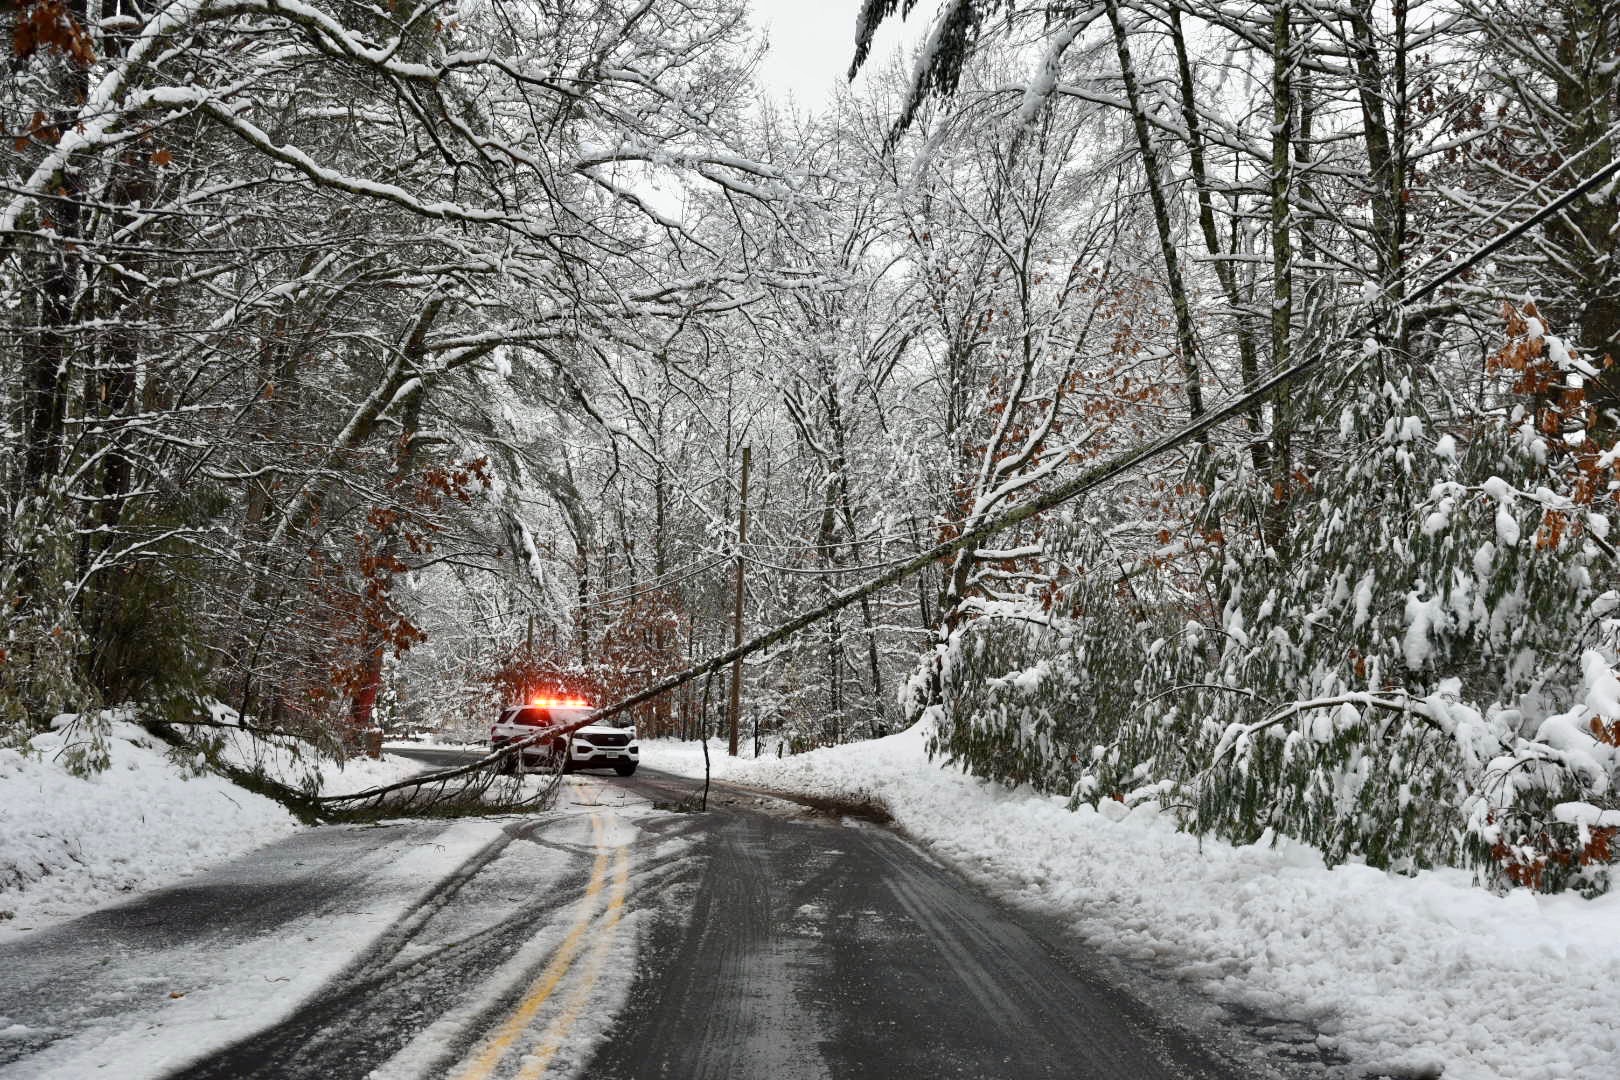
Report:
513,843,630,1079
452,813,631,1080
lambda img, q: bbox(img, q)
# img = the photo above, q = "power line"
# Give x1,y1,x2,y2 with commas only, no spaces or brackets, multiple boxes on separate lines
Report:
739,550,932,576
514,129,1620,628
328,118,1620,800
572,555,730,612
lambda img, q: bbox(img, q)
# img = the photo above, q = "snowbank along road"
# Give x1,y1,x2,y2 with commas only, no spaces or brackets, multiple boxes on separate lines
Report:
0,754,1326,1079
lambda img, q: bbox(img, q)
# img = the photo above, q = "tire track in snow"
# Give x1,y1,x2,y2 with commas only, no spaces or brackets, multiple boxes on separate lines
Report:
161,816,606,1079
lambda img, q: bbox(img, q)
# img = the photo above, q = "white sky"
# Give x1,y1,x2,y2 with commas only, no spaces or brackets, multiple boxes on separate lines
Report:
747,0,928,109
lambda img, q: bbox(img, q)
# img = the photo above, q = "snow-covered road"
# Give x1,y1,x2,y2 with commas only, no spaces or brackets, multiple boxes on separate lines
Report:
639,729,1620,1080
0,773,672,1080
0,756,1319,1080
583,777,1306,1080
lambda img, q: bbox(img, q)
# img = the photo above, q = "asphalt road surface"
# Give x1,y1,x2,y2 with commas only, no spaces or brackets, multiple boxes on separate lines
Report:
0,749,1330,1079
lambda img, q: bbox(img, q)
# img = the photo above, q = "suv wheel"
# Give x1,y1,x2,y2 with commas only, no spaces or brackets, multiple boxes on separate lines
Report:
613,760,637,777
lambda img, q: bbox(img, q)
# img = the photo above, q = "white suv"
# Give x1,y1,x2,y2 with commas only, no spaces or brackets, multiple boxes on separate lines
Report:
490,700,639,776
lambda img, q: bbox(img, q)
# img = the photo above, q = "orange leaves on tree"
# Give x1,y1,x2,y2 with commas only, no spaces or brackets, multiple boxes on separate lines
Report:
1492,302,1597,432
302,456,491,710
1491,302,1555,393
404,456,490,511
1584,827,1618,867
1490,820,1620,892
12,0,93,66
13,110,62,152
479,586,686,726
1535,509,1568,550
483,640,593,710
1590,715,1620,746
1488,305,1620,556
590,588,686,704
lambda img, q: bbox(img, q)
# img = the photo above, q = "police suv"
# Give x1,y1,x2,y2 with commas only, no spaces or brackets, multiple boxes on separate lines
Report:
490,697,639,776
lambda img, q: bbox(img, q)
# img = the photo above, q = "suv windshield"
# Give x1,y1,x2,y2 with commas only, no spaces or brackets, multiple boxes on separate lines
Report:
505,707,551,727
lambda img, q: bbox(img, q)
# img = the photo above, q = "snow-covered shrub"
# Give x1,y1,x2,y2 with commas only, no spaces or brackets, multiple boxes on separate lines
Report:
1467,647,1620,894
929,310,1620,892
927,528,1159,799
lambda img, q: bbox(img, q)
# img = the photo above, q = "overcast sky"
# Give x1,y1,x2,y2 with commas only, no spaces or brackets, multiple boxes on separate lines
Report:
747,0,925,108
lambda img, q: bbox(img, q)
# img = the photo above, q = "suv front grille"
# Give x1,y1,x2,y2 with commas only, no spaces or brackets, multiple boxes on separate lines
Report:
581,732,630,747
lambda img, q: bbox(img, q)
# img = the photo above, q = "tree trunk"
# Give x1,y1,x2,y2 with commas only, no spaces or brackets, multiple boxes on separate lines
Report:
1105,0,1205,424
1265,0,1297,555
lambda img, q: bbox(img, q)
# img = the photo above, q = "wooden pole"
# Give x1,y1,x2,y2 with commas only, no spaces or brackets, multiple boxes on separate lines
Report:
727,446,750,756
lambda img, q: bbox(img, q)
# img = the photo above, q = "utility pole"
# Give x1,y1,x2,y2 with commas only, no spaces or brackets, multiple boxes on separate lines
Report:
727,446,750,757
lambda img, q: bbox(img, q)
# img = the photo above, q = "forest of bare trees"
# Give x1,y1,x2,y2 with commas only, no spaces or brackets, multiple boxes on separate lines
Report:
4,0,1618,891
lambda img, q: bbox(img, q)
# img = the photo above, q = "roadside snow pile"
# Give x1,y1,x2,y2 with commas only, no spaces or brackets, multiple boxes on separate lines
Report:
383,735,485,751
0,715,297,931
0,708,429,932
640,727,1620,1080
309,752,429,796
206,703,428,796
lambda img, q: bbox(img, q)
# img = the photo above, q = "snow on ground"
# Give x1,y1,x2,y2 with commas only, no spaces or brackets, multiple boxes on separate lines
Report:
1,716,294,932
371,783,656,1080
205,702,429,796
0,712,429,933
310,749,430,795
640,726,1620,1080
1,817,506,1079
383,735,485,751
2,775,669,1080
